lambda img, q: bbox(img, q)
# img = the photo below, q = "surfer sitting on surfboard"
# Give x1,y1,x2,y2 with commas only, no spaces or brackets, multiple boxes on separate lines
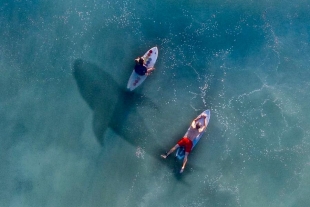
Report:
161,114,208,173
134,57,155,76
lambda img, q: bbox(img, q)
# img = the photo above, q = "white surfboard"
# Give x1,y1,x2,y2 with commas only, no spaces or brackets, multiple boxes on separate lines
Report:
127,47,158,91
176,109,211,160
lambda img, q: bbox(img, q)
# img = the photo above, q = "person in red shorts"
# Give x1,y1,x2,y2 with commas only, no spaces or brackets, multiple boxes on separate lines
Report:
161,114,208,173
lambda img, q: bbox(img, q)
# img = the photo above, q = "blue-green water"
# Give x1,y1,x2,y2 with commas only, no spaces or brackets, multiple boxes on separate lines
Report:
1,0,310,206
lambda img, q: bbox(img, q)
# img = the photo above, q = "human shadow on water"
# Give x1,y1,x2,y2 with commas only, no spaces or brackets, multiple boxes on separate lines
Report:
73,59,193,182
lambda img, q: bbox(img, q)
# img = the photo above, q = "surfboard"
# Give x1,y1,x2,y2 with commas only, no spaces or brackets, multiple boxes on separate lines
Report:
127,47,158,91
175,109,211,160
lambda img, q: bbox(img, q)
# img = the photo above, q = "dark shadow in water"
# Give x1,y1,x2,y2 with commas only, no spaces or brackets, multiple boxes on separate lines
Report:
73,59,194,182
73,59,156,142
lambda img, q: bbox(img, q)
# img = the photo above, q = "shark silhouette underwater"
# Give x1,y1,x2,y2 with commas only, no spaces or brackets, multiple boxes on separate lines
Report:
73,59,156,145
73,59,199,179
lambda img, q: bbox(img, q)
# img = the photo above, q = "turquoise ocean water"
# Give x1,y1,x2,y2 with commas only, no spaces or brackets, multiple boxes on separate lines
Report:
1,0,310,206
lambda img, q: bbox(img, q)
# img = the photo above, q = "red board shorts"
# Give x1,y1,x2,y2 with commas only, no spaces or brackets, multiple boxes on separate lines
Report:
177,137,193,153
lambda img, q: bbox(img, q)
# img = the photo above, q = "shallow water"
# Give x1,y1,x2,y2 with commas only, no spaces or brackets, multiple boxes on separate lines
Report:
1,0,310,206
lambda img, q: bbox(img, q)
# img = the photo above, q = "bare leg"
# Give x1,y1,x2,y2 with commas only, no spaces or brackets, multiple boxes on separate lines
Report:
161,144,179,159
180,152,189,173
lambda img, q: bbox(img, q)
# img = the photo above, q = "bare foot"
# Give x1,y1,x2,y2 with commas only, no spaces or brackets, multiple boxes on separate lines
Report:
161,154,167,159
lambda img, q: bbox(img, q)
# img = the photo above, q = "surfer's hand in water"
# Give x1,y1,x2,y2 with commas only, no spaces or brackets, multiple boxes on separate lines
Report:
180,167,185,173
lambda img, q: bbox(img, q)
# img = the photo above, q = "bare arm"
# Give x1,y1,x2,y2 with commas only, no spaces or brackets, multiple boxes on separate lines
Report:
198,123,207,132
194,114,204,121
202,116,208,130
191,120,196,128
146,67,155,75
193,114,206,124
197,115,208,132
180,152,189,173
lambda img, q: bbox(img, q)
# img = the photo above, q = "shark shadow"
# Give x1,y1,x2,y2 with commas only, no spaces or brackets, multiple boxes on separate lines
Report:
73,59,155,143
73,59,196,181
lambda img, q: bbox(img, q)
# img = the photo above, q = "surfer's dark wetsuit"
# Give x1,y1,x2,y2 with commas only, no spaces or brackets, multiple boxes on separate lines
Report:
134,64,147,76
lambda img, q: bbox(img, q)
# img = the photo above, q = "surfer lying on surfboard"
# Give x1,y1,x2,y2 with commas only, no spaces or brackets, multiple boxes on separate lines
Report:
134,57,155,76
161,114,208,173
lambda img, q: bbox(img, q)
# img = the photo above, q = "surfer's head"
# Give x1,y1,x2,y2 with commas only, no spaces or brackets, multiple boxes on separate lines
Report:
138,57,144,65
195,122,202,129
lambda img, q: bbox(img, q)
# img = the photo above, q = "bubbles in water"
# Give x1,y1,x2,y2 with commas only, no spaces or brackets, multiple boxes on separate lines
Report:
135,146,145,159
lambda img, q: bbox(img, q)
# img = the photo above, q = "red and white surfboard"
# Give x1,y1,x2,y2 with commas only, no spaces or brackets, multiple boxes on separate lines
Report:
127,47,158,91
